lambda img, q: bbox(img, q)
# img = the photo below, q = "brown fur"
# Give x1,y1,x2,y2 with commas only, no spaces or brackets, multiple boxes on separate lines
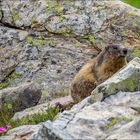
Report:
53,44,129,110
71,44,128,103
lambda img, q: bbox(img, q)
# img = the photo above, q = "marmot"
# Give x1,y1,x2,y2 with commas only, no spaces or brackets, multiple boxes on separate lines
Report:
71,44,128,103
53,44,129,110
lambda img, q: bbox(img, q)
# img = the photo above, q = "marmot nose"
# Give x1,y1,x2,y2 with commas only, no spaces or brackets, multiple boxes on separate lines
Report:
123,48,127,55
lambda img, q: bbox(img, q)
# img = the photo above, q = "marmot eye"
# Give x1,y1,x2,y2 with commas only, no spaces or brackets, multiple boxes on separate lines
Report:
113,46,118,49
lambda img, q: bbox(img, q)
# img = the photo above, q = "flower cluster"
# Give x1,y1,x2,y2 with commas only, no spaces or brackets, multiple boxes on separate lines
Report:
0,125,11,134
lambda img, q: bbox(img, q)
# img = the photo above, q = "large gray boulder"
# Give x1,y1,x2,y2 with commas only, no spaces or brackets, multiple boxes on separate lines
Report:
29,57,140,139
91,57,140,102
0,82,42,112
31,91,140,140
0,125,41,140
1,59,140,140
0,0,140,101
1,0,140,43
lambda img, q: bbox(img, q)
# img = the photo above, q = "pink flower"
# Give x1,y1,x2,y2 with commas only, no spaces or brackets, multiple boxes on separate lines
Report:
0,127,7,133
0,125,11,133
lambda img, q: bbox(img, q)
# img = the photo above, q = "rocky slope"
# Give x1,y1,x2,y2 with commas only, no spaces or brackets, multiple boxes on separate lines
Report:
0,0,140,101
0,0,140,139
1,57,140,140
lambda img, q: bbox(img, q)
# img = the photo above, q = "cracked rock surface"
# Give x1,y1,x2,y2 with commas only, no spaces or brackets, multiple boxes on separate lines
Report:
1,58,140,140
31,58,140,140
0,0,140,139
0,0,140,102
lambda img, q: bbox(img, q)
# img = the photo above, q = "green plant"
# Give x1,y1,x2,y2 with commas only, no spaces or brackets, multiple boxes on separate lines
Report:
10,106,60,128
0,82,10,90
0,72,21,90
0,103,13,127
0,104,60,136
123,0,140,8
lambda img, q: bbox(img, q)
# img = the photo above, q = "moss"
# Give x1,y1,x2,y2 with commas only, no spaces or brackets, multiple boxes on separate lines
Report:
105,117,130,131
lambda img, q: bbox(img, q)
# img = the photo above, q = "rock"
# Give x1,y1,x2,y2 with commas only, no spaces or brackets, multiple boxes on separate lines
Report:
106,119,140,139
12,95,73,121
0,82,42,112
18,31,29,41
12,103,50,121
91,57,140,102
1,0,140,45
0,26,95,100
0,0,140,101
0,125,41,140
31,91,140,139
28,58,140,139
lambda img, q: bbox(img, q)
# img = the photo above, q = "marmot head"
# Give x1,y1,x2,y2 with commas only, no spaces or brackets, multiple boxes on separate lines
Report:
105,44,129,58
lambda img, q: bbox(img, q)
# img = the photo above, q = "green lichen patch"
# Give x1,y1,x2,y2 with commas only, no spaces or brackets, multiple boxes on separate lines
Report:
31,15,36,24
132,47,140,57
88,34,95,44
27,36,56,47
46,1,64,16
127,12,136,18
12,11,21,22
75,41,81,47
56,23,72,37
104,117,131,131
104,69,140,96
